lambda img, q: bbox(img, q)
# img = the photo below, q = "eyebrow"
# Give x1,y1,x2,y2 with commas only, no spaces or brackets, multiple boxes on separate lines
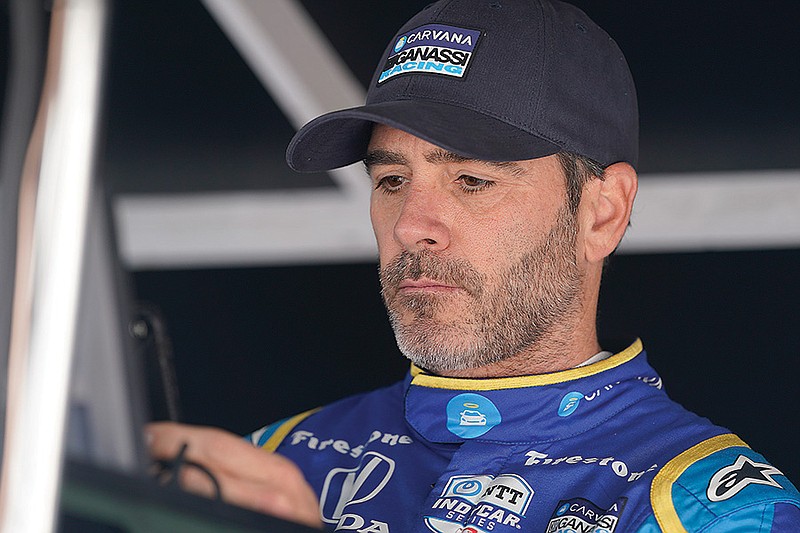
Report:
363,147,527,177
424,149,527,176
363,149,407,169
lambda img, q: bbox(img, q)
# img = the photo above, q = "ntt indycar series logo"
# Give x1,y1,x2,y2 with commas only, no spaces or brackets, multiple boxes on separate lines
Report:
379,24,481,84
424,473,533,532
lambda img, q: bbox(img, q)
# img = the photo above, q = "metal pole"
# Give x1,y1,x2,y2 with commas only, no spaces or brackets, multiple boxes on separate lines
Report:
0,0,108,531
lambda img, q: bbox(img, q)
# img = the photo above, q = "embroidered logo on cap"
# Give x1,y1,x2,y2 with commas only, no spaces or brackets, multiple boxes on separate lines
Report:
378,23,481,84
446,393,501,438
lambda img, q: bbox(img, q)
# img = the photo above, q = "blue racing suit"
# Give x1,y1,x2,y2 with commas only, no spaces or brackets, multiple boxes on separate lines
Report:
249,340,800,532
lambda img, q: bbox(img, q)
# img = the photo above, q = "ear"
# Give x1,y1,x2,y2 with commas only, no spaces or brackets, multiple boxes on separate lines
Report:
579,162,638,264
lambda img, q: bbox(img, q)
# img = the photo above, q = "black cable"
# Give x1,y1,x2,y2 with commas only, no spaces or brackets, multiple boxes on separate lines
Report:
154,442,223,502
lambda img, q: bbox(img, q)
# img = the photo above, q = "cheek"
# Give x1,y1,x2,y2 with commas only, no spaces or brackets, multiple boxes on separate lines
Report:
446,221,508,278
370,200,399,258
457,211,541,262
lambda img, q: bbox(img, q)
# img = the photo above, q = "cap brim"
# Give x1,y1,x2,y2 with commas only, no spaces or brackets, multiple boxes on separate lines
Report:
286,100,561,172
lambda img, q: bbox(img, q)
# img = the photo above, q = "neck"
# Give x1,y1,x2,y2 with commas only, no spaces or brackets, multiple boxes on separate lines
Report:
440,328,601,378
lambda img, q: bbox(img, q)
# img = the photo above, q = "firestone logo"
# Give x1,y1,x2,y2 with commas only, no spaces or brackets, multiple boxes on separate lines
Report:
525,450,658,483
288,429,412,459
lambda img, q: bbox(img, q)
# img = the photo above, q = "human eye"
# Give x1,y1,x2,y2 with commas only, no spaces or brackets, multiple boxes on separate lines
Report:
374,174,406,194
456,174,495,193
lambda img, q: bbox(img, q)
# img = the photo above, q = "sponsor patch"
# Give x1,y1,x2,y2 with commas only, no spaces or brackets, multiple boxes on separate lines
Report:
288,429,412,459
557,381,624,418
524,449,658,483
558,392,583,417
425,473,533,532
378,23,481,84
545,497,627,533
637,375,662,389
706,454,784,502
319,452,395,525
446,393,501,438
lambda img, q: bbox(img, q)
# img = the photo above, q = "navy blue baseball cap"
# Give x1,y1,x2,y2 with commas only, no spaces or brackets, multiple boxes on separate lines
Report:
286,0,638,171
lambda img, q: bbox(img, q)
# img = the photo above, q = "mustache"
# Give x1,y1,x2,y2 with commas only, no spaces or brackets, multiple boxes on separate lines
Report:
379,251,484,297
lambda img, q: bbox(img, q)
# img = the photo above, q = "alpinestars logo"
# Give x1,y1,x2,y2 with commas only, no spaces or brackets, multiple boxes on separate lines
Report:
706,454,784,502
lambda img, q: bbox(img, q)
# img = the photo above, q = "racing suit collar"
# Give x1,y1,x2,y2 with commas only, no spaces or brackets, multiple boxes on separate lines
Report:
404,340,661,444
408,339,643,391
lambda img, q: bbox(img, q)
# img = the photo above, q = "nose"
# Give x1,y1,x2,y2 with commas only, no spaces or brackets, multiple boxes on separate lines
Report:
392,186,451,253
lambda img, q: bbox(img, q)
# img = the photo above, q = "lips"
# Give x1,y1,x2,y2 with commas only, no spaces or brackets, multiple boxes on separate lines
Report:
397,278,462,292
379,251,484,301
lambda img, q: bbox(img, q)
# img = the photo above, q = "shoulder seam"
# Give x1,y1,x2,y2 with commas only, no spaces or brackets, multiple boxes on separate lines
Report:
261,407,320,452
651,433,747,532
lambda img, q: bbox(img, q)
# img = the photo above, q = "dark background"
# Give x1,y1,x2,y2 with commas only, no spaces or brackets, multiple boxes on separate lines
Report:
3,0,797,482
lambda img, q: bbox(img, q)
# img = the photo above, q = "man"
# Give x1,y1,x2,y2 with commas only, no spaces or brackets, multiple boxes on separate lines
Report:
149,0,800,530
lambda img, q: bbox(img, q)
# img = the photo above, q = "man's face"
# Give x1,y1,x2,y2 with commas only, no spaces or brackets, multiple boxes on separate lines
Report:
367,125,585,374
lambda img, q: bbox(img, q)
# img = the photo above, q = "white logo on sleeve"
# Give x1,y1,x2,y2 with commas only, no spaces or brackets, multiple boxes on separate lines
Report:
706,454,784,502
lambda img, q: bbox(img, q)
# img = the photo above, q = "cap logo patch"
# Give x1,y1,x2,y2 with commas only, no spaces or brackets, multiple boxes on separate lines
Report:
379,24,481,84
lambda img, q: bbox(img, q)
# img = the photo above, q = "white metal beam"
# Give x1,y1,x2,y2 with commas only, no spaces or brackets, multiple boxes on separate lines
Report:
621,170,800,253
116,188,375,268
200,0,367,197
115,170,800,269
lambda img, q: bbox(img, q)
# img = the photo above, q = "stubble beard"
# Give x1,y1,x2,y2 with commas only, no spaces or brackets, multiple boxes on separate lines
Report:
379,207,582,374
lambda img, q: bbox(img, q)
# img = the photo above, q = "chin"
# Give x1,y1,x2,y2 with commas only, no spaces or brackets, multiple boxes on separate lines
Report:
395,326,512,374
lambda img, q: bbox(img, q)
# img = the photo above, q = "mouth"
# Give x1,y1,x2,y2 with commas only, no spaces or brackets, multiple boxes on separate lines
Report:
397,278,463,293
